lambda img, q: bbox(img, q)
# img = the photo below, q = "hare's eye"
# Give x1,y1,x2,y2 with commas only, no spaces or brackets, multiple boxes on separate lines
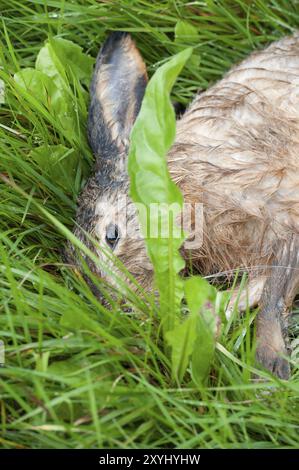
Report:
105,224,120,249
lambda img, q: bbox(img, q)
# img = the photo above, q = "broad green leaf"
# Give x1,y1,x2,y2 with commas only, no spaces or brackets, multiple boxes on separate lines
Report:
167,276,217,382
14,68,77,138
36,43,65,89
60,307,122,349
14,68,54,105
60,308,103,334
47,356,111,419
175,20,199,42
191,315,216,386
185,277,220,385
36,37,93,88
184,276,214,313
14,38,93,146
29,144,80,193
48,356,112,385
128,48,192,337
166,312,197,383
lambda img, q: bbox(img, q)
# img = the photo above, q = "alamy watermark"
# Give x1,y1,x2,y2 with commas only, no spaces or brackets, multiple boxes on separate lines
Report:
96,195,204,249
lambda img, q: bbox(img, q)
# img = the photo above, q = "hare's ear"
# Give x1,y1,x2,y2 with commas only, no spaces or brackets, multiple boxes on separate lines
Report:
88,32,148,157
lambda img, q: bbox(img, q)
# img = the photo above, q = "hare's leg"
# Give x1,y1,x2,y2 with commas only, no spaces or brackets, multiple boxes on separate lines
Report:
256,235,299,379
226,276,267,320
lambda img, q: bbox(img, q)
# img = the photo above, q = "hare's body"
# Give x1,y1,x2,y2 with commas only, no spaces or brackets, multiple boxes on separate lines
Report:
69,32,299,379
171,34,299,277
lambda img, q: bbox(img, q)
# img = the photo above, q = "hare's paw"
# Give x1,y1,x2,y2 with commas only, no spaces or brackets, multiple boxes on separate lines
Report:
256,342,290,380
256,315,290,380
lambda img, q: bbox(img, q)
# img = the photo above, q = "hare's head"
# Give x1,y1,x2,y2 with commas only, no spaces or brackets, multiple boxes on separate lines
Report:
69,32,153,292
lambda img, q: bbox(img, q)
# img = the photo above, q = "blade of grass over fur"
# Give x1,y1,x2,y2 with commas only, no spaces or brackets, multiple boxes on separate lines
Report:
128,47,192,338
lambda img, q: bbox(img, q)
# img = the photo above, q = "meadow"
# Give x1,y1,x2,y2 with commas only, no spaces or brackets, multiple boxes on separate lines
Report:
0,0,299,449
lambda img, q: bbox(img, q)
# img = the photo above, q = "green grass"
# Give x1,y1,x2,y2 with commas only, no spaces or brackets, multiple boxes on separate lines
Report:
0,0,299,449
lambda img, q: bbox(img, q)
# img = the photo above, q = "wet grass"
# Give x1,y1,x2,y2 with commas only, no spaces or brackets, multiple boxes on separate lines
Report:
0,0,298,449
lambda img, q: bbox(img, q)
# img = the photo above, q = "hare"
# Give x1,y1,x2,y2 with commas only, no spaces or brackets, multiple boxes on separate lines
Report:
67,31,299,380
